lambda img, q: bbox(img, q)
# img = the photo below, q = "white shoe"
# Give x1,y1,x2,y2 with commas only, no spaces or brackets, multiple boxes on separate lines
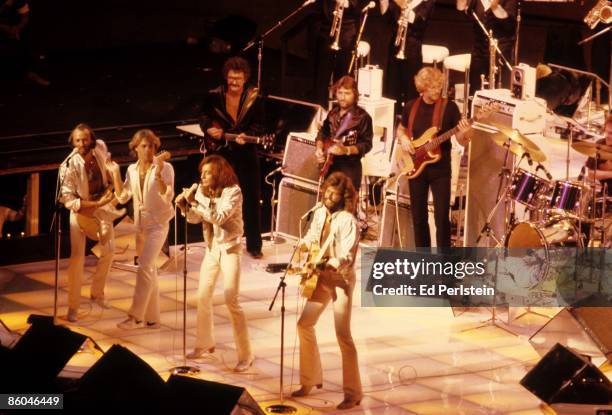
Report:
117,317,143,330
186,347,215,359
145,321,161,329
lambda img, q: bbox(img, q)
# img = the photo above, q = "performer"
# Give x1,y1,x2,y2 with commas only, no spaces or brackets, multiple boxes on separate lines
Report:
291,172,362,410
200,56,264,259
396,67,470,247
308,0,372,106
59,123,120,322
459,0,517,95
315,75,373,191
586,114,612,195
382,0,435,114
177,155,254,372
107,129,175,330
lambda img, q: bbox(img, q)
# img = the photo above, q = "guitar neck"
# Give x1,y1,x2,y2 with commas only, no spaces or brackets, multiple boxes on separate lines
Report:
421,119,473,153
224,133,263,145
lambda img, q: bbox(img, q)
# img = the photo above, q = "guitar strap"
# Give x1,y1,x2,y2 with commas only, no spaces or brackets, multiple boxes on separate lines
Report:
406,97,447,139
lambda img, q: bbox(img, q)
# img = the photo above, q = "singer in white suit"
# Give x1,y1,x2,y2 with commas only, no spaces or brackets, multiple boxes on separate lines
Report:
107,129,175,329
292,172,362,410
176,154,253,372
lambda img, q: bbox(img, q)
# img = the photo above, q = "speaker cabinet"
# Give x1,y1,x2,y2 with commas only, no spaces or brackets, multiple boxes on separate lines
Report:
164,374,264,415
282,133,319,185
276,177,318,239
378,192,415,249
530,307,612,367
521,343,612,405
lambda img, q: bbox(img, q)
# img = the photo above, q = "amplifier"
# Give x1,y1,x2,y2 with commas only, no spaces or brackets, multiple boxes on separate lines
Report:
282,132,319,185
378,192,415,249
276,177,318,239
472,88,546,134
358,65,383,100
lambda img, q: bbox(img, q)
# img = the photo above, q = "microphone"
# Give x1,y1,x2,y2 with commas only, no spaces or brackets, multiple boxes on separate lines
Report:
362,1,375,12
520,151,533,167
302,0,317,5
175,183,198,209
536,163,553,180
300,202,323,221
61,149,78,166
373,172,396,186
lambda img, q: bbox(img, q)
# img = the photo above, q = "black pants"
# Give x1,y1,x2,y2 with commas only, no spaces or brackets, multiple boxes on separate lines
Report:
219,145,262,253
408,166,451,247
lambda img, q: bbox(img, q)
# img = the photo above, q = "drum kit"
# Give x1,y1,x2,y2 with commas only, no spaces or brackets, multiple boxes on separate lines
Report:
477,123,612,251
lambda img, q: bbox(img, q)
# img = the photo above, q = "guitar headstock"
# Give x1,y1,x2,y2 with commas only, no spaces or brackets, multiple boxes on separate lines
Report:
155,150,172,162
261,134,275,151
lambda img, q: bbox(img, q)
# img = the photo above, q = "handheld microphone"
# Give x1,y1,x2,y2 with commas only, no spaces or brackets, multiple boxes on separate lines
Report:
175,183,198,207
300,202,323,221
302,0,317,5
362,1,375,12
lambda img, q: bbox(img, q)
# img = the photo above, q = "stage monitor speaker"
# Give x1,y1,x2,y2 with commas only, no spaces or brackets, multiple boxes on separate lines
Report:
5,315,86,391
530,307,612,367
511,63,536,100
73,344,165,410
276,177,318,239
520,343,612,405
264,95,323,152
164,374,264,415
378,192,415,248
282,132,319,185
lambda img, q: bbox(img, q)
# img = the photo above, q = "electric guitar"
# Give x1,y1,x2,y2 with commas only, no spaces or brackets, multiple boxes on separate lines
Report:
394,103,496,179
319,130,358,178
201,117,274,153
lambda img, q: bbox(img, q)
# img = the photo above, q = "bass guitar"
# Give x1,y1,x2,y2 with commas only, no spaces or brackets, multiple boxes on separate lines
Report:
394,103,496,179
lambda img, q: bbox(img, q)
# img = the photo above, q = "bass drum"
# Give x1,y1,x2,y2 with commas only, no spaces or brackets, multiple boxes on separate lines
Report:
505,219,584,249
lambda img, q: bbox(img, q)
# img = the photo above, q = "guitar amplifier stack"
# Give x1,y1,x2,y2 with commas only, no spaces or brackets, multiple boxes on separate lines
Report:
276,132,319,238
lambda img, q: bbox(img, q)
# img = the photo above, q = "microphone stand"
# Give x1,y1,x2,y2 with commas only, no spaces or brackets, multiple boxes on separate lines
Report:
51,151,75,323
265,208,315,414
263,166,285,244
171,207,200,375
348,4,373,75
243,0,317,92
471,11,513,86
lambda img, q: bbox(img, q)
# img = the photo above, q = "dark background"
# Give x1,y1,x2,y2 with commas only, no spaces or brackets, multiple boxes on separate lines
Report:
0,0,607,263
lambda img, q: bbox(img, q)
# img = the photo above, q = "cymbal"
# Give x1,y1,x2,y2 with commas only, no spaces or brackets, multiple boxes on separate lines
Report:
474,122,546,162
571,141,612,161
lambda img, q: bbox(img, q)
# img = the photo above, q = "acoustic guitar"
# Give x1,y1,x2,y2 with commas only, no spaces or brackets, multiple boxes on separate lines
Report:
288,241,328,299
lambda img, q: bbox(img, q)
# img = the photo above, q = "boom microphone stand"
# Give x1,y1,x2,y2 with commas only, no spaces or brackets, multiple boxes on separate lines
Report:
243,0,318,92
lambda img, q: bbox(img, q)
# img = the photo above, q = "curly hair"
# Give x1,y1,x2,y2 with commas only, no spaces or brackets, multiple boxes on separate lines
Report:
68,123,97,150
321,172,357,213
222,56,251,81
331,75,359,100
198,154,239,196
128,129,161,157
414,67,444,94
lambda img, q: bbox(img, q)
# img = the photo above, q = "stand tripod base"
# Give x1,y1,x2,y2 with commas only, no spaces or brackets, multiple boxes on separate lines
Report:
171,365,200,375
511,306,552,321
262,233,286,244
265,403,298,414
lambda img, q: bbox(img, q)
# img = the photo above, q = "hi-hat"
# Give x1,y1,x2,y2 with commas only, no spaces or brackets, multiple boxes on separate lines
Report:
571,141,612,161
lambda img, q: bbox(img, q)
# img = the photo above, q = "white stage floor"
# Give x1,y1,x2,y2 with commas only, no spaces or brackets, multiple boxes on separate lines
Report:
1,237,609,414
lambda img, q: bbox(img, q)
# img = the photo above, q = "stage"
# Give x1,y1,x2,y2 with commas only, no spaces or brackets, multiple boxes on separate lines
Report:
2,235,604,414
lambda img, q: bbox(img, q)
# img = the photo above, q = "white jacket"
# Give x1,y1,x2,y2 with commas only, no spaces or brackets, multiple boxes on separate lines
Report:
114,160,175,228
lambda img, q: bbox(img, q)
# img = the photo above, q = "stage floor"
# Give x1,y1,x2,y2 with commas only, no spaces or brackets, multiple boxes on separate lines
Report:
1,237,608,414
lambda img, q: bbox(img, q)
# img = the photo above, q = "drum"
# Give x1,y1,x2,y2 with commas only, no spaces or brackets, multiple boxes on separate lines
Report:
550,180,590,218
505,219,583,249
508,169,549,209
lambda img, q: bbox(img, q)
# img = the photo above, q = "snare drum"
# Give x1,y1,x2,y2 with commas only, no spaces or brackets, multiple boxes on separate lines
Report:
550,180,591,218
508,169,550,209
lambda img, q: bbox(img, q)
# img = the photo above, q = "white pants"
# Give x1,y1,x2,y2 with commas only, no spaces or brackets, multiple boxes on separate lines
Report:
195,244,252,361
67,211,115,311
297,271,362,399
128,224,168,323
